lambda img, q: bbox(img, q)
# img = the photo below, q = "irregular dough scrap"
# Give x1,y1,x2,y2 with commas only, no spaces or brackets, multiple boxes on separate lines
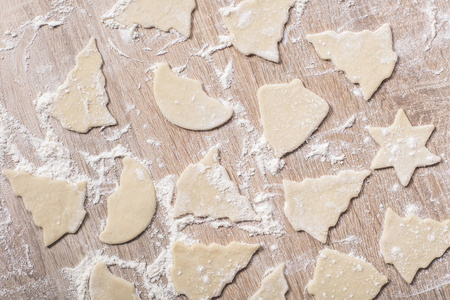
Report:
171,241,260,300
3,170,86,246
368,109,441,186
174,146,259,222
220,0,294,62
306,24,398,100
250,264,288,300
258,79,329,157
153,63,233,131
283,170,371,243
380,208,450,283
99,157,156,244
308,249,388,300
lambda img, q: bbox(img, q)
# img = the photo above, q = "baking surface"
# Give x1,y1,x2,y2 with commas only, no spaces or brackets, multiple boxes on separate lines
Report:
1,0,449,299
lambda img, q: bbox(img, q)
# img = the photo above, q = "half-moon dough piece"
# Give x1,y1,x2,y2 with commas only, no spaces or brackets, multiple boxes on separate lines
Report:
306,24,398,100
283,170,371,243
50,37,116,133
3,170,87,246
307,249,388,300
258,79,329,157
100,156,156,244
171,241,260,300
250,263,288,300
153,63,233,131
380,208,450,283
174,146,259,222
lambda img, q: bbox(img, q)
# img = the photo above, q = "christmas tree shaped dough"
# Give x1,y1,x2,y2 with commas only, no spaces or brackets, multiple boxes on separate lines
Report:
380,208,450,283
258,79,329,157
175,147,259,222
153,63,233,131
50,38,116,133
306,24,398,100
171,241,260,300
283,170,371,243
308,249,388,300
3,170,87,246
220,0,294,62
250,264,288,300
99,157,156,244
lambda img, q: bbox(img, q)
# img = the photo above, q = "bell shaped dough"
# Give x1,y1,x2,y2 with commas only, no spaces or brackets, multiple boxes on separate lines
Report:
50,38,116,133
99,157,156,244
250,263,288,300
174,146,259,222
153,63,233,131
306,24,398,100
171,241,260,300
3,170,87,247
283,170,371,243
380,208,450,283
258,79,329,157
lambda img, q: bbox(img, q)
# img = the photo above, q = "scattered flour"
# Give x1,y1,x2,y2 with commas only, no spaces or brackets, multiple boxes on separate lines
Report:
306,142,346,165
101,124,132,142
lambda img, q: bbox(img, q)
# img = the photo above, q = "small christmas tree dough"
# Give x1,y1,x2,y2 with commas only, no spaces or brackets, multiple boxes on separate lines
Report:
258,79,329,157
380,208,450,283
368,109,441,186
220,0,294,62
307,249,388,300
171,241,260,300
174,146,259,222
306,24,398,100
250,264,288,300
3,170,87,246
99,157,156,244
283,170,370,243
153,63,233,131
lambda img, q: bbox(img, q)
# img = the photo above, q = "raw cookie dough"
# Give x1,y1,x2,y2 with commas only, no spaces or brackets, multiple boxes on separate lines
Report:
171,241,260,300
283,170,370,243
220,0,294,62
368,109,441,186
99,157,156,244
258,79,329,157
380,208,450,283
306,24,398,100
3,170,87,246
50,38,116,133
250,263,288,300
153,63,233,131
174,146,259,222
307,249,388,300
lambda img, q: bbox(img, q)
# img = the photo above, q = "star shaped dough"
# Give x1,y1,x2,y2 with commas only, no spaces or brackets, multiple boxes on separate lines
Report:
368,109,441,186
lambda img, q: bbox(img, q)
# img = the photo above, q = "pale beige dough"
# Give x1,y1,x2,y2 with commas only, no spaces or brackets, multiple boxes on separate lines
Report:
171,241,260,300
3,170,86,246
380,208,450,283
250,263,288,300
306,24,398,100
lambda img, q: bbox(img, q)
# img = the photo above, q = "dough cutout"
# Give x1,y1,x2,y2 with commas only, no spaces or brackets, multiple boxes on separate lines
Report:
306,24,398,100
99,157,156,244
171,241,260,300
258,79,329,157
283,170,370,243
368,109,441,186
380,208,450,283
153,63,233,131
250,263,288,300
307,249,388,300
3,170,87,246
220,0,294,62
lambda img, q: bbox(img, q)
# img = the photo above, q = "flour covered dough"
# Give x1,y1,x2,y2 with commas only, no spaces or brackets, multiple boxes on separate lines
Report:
250,264,288,300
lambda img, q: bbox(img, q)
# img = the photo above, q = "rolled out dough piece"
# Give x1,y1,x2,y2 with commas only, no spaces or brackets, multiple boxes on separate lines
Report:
368,109,441,186
99,157,156,244
220,0,294,62
3,170,87,246
175,146,259,222
258,79,329,157
50,37,116,133
250,263,288,300
306,24,398,100
307,249,388,300
89,262,140,300
380,208,450,283
153,63,233,131
171,241,260,300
